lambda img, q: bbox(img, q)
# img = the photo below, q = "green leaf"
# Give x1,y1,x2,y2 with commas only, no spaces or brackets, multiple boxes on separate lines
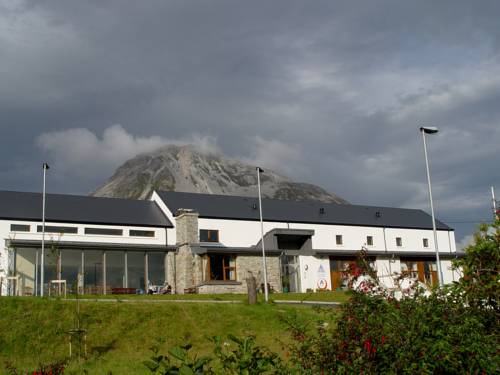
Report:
169,346,187,361
179,365,194,375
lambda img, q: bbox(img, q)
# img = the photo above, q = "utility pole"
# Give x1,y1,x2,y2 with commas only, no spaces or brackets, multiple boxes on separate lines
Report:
492,186,499,221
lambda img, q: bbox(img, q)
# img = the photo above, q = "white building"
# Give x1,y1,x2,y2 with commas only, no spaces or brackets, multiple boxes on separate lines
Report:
0,189,461,295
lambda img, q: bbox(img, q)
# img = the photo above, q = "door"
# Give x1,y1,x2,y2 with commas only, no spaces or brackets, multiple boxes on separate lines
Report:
329,257,355,290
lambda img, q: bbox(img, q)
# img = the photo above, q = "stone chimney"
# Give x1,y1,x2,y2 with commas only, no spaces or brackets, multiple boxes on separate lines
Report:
173,209,202,293
175,209,199,245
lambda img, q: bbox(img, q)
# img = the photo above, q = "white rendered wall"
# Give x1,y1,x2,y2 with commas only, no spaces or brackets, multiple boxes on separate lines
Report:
298,255,331,292
288,222,386,251
198,218,289,247
151,191,177,246
0,220,166,246
198,218,455,255
385,228,454,253
440,259,461,284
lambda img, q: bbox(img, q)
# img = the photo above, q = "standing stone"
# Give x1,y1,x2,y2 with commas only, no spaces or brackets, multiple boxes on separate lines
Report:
246,273,257,304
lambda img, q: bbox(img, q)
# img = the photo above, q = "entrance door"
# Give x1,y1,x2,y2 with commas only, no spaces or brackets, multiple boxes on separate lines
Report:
280,255,301,292
329,257,355,290
330,260,341,290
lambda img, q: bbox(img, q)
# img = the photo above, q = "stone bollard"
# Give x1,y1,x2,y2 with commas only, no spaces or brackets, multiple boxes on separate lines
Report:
246,274,257,304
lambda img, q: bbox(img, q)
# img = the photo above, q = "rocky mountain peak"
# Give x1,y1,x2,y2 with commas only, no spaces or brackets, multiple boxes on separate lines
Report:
91,144,348,204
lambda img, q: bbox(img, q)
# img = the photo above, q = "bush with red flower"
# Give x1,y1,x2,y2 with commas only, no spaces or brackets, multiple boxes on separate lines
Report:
285,221,500,374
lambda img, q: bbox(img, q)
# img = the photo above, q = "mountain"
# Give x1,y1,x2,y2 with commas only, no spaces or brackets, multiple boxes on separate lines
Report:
91,145,348,204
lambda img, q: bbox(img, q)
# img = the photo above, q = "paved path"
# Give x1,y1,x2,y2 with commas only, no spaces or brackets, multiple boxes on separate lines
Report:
66,298,242,303
65,298,342,306
273,300,341,307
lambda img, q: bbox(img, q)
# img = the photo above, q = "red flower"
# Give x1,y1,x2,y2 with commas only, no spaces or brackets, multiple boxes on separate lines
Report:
381,335,386,344
363,339,372,353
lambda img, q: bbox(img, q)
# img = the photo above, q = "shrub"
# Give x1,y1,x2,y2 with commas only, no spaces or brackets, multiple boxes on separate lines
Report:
285,221,500,374
144,335,289,374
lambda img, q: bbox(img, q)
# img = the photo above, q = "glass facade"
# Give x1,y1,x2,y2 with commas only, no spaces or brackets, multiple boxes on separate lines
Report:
128,251,146,292
84,250,103,294
13,248,167,295
106,251,126,290
15,248,37,295
148,252,166,287
43,248,60,294
61,249,82,293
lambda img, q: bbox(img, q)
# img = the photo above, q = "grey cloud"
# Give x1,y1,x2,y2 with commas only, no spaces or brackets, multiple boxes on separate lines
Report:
1,0,499,241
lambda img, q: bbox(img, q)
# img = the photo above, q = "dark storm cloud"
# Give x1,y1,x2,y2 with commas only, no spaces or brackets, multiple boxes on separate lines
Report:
1,0,499,242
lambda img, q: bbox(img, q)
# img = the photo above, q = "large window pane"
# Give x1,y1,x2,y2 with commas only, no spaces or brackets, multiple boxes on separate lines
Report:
208,254,236,281
16,248,36,296
107,251,125,290
43,247,60,294
128,252,145,292
148,252,165,287
61,250,82,294
84,250,103,294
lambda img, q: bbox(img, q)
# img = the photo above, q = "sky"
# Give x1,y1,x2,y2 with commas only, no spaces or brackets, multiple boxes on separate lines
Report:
1,0,499,245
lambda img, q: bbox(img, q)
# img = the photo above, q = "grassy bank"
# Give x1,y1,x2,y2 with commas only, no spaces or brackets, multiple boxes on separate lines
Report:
0,297,334,374
70,290,349,303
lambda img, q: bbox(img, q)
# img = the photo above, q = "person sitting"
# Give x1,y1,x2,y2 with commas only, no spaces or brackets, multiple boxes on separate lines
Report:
160,282,172,294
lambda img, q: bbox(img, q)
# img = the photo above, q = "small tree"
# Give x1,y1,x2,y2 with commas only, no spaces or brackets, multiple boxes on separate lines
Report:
453,219,500,312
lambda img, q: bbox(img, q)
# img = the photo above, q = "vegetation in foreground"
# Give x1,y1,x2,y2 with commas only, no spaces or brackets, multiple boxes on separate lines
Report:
0,297,326,374
1,221,498,374
139,220,499,374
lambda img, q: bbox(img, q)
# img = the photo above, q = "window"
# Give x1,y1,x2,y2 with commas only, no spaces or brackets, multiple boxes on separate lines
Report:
10,224,30,232
335,235,343,245
200,229,219,242
366,236,373,246
207,254,236,281
37,225,78,234
423,238,429,248
130,230,155,237
396,237,403,247
85,227,123,236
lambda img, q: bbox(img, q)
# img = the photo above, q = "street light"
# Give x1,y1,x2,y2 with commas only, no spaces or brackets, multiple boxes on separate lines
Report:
40,162,49,296
256,167,269,302
419,127,444,286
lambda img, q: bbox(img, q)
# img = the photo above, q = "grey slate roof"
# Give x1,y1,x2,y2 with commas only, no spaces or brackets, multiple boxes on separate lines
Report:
157,191,452,231
0,190,172,227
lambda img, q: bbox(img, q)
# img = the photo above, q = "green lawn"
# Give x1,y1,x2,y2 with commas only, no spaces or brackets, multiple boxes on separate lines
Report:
0,297,337,374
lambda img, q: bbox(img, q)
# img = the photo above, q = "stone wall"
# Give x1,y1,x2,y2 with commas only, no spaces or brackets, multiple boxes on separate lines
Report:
236,255,282,292
197,254,282,294
172,209,283,294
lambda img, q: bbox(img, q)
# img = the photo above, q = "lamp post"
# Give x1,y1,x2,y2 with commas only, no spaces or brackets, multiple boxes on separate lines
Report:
256,167,269,302
419,127,444,287
40,162,49,296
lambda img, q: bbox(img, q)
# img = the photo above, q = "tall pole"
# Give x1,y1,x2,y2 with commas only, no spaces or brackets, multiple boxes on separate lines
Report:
420,130,444,286
40,163,49,296
34,250,38,296
492,186,498,221
256,167,269,302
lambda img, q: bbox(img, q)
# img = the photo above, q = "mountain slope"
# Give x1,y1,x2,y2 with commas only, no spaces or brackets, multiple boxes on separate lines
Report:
91,145,348,204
